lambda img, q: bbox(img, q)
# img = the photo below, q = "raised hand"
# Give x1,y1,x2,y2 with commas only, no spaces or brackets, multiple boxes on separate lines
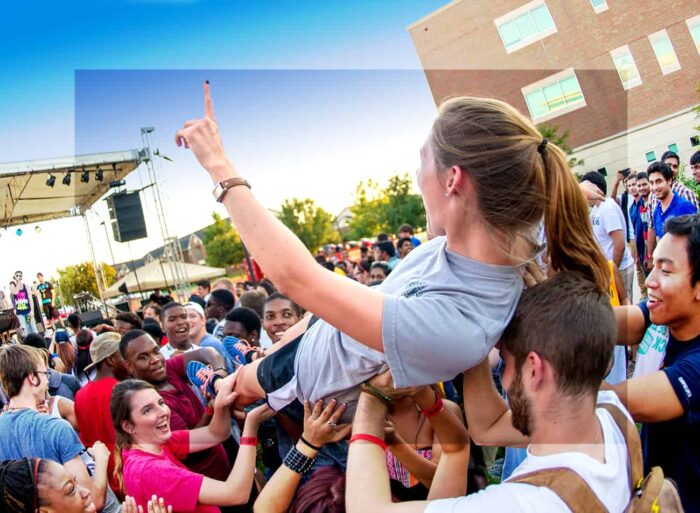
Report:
302,399,351,447
175,81,235,182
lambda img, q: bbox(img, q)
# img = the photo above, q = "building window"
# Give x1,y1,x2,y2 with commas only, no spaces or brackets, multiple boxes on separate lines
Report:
648,29,681,75
522,69,586,122
590,0,608,13
495,0,557,54
668,143,679,154
691,136,700,147
610,45,642,90
646,151,657,163
687,15,700,55
597,167,608,177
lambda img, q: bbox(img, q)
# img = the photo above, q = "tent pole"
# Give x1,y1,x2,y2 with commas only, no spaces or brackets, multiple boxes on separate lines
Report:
127,241,145,299
83,213,109,317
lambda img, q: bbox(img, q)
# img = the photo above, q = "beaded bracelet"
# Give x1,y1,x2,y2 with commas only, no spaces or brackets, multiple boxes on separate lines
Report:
240,437,258,446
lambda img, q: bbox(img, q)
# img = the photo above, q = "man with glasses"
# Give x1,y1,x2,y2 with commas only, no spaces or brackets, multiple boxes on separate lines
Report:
8,270,38,337
690,150,700,185
0,345,111,511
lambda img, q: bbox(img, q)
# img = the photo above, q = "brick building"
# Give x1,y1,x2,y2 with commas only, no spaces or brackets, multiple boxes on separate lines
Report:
409,0,700,176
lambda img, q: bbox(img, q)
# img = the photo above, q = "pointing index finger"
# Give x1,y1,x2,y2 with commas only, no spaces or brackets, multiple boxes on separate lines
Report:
204,80,215,120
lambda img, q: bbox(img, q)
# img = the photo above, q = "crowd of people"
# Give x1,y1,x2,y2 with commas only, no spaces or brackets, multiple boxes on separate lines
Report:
0,88,698,513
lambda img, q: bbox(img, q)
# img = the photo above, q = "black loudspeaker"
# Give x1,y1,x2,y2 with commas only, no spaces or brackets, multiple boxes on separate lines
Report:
113,301,130,313
106,191,147,243
78,310,105,328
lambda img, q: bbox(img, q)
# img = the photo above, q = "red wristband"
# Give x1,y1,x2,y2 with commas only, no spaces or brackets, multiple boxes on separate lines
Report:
421,394,444,418
240,437,258,446
349,433,387,451
204,406,215,416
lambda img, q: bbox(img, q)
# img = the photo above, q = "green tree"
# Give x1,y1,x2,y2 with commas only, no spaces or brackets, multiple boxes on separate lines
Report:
202,212,245,268
277,198,338,251
347,173,425,240
538,123,584,168
56,262,116,302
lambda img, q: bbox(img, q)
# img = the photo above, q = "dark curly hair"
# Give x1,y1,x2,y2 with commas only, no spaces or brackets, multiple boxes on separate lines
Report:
0,458,47,513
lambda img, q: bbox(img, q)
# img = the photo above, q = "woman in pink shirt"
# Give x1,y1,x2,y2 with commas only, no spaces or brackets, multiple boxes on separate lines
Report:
110,377,271,513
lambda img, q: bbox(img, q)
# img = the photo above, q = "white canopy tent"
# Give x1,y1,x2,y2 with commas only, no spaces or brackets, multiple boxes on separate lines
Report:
0,150,144,227
104,260,226,299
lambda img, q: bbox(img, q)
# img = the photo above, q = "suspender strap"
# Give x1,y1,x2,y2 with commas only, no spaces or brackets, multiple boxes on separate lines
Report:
599,403,644,490
509,467,608,513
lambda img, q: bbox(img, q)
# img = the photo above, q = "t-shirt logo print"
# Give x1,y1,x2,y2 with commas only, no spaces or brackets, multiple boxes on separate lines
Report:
402,280,426,298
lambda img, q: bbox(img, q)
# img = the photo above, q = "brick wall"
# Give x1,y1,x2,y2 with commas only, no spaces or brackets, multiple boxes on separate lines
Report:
409,0,700,147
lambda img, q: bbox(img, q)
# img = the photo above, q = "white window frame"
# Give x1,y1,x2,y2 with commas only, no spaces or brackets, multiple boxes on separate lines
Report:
590,0,609,14
610,45,642,90
494,0,558,54
648,29,681,75
686,15,700,55
521,68,587,123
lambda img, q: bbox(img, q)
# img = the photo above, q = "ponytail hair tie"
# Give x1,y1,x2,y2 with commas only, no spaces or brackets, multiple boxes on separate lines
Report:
537,138,548,155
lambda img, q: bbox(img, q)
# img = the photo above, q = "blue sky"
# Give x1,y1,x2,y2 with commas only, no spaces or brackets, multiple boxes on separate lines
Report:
0,0,446,282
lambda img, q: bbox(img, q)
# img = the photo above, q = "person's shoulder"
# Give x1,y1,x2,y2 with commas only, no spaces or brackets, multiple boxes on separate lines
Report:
676,195,697,213
596,390,634,423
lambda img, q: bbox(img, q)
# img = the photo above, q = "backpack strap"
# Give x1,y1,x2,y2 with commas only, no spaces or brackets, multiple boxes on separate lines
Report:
599,403,644,490
509,467,608,513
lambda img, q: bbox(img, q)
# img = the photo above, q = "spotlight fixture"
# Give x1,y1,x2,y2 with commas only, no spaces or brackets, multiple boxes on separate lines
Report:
62,172,72,186
46,174,56,187
95,168,104,181
80,169,90,183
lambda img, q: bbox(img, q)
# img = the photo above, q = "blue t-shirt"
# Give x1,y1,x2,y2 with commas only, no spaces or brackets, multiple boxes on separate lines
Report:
638,302,700,513
651,194,697,238
0,409,84,463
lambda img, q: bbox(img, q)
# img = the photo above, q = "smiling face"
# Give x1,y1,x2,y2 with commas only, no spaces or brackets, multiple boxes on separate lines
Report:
123,335,167,385
636,177,650,199
39,460,95,513
223,320,259,344
649,171,671,201
263,298,300,343
186,309,205,340
646,234,700,332
162,306,190,349
123,388,172,447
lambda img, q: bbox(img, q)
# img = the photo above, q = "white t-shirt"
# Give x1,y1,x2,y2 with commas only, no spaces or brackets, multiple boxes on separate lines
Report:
590,199,634,271
425,392,631,513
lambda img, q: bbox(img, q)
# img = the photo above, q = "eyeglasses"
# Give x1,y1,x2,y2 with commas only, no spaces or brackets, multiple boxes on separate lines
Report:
35,371,50,379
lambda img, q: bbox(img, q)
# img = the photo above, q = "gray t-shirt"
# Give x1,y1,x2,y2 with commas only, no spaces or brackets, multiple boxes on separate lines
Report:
294,236,522,406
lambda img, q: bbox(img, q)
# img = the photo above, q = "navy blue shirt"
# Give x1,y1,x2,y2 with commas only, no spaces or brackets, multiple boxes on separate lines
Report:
639,301,700,513
651,194,697,238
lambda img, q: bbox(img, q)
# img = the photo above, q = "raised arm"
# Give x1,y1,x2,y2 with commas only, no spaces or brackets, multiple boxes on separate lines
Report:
176,83,384,352
462,358,529,447
254,399,350,513
188,373,237,452
610,371,684,423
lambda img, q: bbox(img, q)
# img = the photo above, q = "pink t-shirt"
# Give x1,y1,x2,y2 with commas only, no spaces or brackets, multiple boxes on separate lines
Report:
122,430,219,513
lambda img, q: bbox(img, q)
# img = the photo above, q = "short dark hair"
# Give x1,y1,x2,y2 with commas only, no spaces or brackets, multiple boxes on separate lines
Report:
398,224,414,235
22,333,48,350
187,294,206,309
143,304,162,317
119,329,149,358
209,289,235,310
196,280,211,291
142,318,165,343
581,171,607,196
660,150,679,164
665,215,700,286
67,313,81,330
375,233,390,242
370,261,390,276
257,279,276,296
225,307,262,333
160,301,183,321
647,161,673,181
397,237,413,249
690,150,700,166
116,312,142,330
265,292,301,317
501,272,615,397
635,171,648,181
375,241,396,258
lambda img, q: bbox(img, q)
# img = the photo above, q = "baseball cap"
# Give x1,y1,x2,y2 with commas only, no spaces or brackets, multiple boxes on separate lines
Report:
84,332,121,371
54,330,70,344
185,301,206,319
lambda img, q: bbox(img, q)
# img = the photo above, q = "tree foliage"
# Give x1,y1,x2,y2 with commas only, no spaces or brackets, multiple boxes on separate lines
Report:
276,198,337,252
202,212,245,268
56,261,116,302
538,123,584,169
347,173,425,240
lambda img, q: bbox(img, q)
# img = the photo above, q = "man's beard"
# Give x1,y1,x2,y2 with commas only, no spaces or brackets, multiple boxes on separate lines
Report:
508,370,533,437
